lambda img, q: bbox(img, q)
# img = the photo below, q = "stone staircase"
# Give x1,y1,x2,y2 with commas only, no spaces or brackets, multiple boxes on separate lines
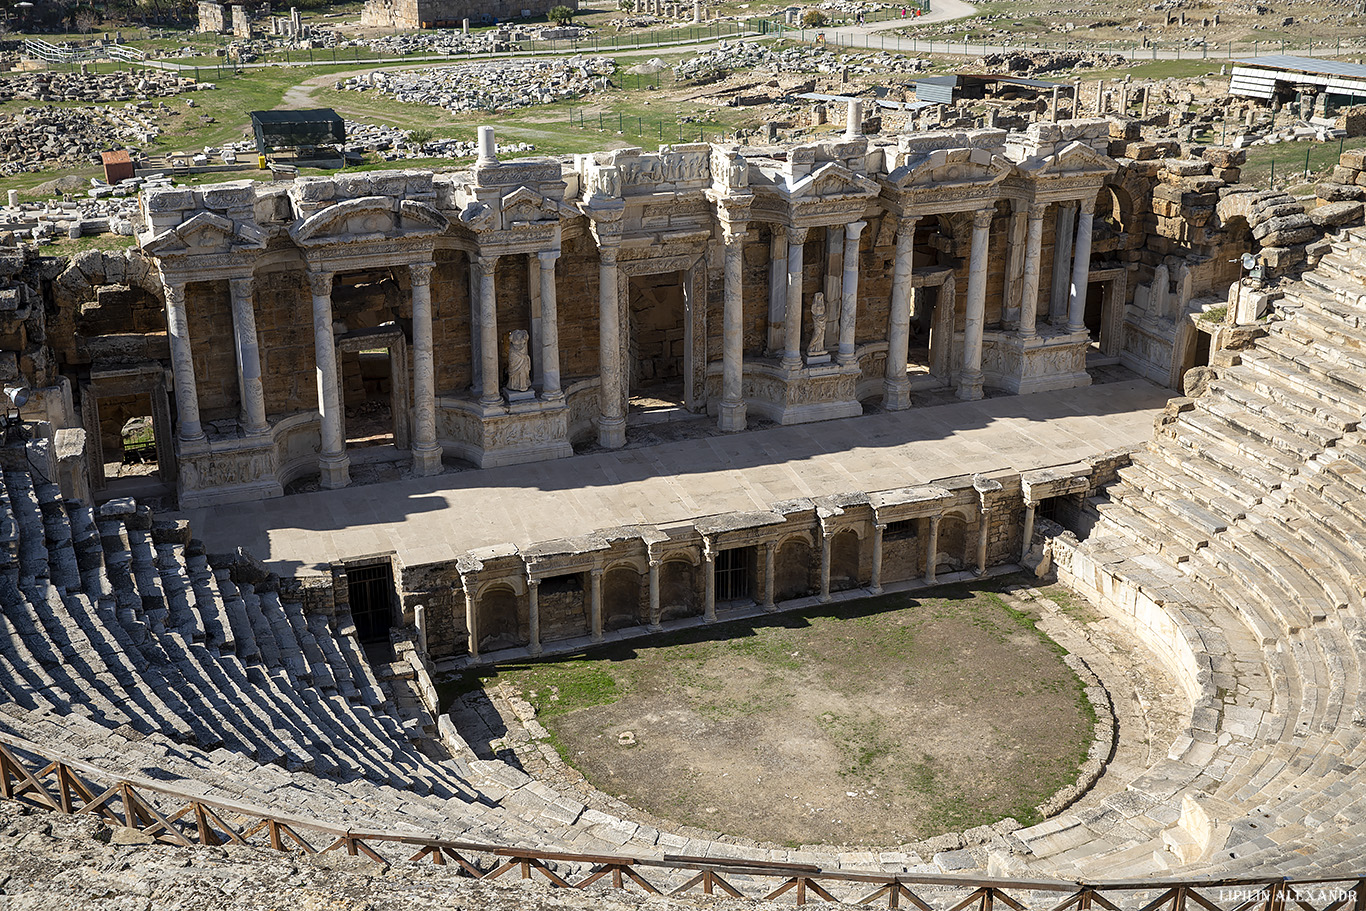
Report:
1033,226,1366,877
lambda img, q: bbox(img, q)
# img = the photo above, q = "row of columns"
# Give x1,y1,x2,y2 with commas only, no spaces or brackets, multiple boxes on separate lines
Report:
163,276,269,445
462,494,1034,660
472,251,565,408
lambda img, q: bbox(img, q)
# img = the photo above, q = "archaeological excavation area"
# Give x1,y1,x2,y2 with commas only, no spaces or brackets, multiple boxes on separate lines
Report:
3,95,1366,903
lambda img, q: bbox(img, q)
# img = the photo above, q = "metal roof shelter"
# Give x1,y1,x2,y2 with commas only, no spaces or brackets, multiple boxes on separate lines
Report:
1229,55,1366,102
912,73,1065,105
249,108,346,155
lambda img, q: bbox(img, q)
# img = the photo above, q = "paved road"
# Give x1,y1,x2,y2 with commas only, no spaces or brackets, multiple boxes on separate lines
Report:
180,377,1172,577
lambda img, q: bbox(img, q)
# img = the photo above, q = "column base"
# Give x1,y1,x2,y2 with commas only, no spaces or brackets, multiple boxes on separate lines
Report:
319,452,351,489
528,642,543,657
883,379,911,411
957,370,984,401
869,584,883,595
780,355,803,371
717,400,746,433
411,442,443,477
245,424,272,438
598,416,626,449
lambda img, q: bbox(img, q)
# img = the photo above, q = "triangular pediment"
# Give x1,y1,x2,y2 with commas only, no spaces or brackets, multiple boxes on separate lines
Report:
500,185,560,226
789,162,879,200
1018,141,1118,177
142,211,265,256
290,196,447,244
887,148,1015,189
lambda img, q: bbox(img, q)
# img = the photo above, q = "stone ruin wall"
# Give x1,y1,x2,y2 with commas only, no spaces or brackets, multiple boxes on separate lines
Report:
361,0,573,29
3,124,1363,619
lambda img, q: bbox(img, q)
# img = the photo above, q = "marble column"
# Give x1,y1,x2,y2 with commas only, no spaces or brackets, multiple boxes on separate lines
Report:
1018,203,1047,341
883,216,918,409
702,547,716,622
1021,499,1038,562
648,558,662,631
463,579,479,661
1002,203,1027,329
538,250,563,400
975,507,991,576
870,523,885,593
475,254,501,408
163,281,204,442
227,276,268,435
819,532,832,603
589,567,604,642
719,224,748,432
308,268,349,489
925,514,940,585
409,261,442,476
768,226,788,353
1050,203,1077,325
781,227,809,370
762,541,776,611
837,220,865,366
958,208,993,402
527,577,542,656
597,246,626,449
1068,200,1096,335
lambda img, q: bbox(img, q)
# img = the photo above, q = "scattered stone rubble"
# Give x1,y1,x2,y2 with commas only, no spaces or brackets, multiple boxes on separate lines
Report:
0,70,202,103
0,106,161,176
978,50,1130,76
363,29,519,56
344,121,536,161
344,57,615,112
674,41,924,81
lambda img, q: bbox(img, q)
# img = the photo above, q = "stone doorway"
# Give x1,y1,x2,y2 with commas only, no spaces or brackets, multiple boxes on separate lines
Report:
1085,267,1127,364
627,271,689,418
81,366,176,503
336,325,410,455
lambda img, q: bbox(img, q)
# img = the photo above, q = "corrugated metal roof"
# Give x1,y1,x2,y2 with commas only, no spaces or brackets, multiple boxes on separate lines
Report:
1232,55,1366,81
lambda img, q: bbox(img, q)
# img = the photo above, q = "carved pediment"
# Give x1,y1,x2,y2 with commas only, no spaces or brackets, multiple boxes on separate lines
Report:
1018,141,1119,178
142,211,266,257
886,148,1015,189
500,185,564,228
290,195,448,245
789,162,879,200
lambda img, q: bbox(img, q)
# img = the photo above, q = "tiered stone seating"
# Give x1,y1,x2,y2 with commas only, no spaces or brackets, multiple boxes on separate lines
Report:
1028,226,1366,877
5,469,964,885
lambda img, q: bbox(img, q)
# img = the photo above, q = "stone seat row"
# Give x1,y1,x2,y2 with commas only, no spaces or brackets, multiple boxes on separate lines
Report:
0,467,454,791
1023,237,1366,878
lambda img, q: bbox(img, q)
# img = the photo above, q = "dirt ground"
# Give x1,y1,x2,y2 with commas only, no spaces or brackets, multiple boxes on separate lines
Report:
487,585,1096,847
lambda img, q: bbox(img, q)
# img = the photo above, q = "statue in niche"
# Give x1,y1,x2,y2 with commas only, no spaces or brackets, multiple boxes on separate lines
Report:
507,329,532,393
807,292,829,359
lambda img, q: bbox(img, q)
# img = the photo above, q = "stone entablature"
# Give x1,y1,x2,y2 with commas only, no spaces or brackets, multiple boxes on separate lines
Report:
132,120,1126,508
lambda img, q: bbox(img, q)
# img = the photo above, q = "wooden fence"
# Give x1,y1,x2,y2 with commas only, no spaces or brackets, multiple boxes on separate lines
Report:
1,733,1362,909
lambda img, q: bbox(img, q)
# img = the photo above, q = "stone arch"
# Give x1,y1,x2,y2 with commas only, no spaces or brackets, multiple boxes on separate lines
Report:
660,559,700,621
477,584,525,653
829,528,860,592
936,513,971,575
603,565,644,631
775,535,816,602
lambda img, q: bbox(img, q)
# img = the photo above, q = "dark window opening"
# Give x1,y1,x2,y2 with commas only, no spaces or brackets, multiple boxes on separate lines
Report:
884,519,919,540
540,573,583,595
715,547,752,602
348,563,395,644
1037,497,1060,522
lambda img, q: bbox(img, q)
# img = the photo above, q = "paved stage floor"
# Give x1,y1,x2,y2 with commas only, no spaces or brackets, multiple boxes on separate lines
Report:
178,378,1173,577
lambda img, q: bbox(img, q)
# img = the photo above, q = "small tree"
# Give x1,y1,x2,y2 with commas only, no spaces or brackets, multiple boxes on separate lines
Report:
801,9,829,27
548,5,575,24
